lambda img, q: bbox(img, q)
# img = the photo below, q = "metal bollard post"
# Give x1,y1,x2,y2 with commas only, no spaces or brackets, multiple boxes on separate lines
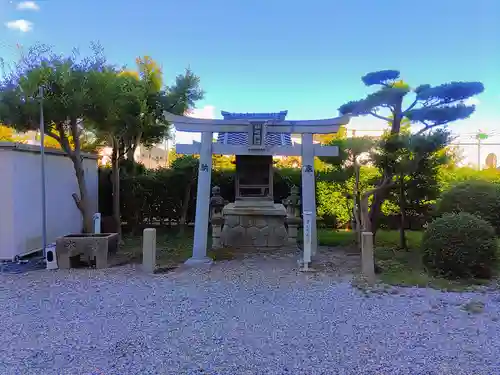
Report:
93,213,101,234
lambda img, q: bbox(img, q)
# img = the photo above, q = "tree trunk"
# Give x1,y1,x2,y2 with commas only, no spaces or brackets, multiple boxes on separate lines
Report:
111,159,122,240
353,165,361,248
126,146,135,163
363,178,395,234
398,173,407,251
368,191,384,240
126,134,142,174
59,121,93,234
368,100,403,237
111,143,122,241
360,191,372,233
356,190,362,246
71,154,93,233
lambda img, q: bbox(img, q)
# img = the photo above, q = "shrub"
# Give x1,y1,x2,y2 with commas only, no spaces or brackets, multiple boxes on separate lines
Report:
422,212,498,279
316,181,351,228
436,180,500,234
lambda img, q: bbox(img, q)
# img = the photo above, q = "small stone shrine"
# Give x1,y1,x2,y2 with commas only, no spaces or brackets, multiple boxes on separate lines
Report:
164,109,350,268
218,112,290,247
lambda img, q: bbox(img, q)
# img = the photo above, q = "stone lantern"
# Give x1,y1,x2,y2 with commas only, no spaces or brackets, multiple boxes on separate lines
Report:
210,186,225,249
283,185,302,245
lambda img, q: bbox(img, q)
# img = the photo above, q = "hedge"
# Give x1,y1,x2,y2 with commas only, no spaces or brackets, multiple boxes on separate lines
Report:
98,164,500,231
436,180,500,234
422,212,498,279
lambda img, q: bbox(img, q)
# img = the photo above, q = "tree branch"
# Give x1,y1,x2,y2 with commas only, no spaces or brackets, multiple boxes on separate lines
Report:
167,96,184,113
46,129,61,143
369,111,391,122
360,177,395,232
56,122,74,156
72,193,82,210
404,98,419,113
118,142,135,160
71,117,81,153
415,123,441,135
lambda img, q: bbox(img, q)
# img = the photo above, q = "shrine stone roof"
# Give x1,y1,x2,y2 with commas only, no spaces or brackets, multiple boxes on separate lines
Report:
216,111,293,147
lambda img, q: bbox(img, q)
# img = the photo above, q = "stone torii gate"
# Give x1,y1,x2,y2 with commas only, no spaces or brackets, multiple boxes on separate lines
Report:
164,111,350,267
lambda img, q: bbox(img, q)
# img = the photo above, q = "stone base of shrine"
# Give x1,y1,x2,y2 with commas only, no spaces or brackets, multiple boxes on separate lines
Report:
221,201,288,248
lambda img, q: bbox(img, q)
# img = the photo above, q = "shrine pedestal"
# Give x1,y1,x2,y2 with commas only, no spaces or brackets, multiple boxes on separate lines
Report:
221,200,288,248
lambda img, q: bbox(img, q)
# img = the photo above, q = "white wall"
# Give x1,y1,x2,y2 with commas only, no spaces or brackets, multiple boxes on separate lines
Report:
0,149,16,259
0,143,98,260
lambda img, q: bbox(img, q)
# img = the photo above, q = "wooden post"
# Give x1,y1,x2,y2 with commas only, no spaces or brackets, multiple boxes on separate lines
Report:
142,228,156,273
186,131,213,266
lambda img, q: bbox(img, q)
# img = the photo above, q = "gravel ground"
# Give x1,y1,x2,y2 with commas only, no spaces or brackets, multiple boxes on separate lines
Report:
1,256,500,375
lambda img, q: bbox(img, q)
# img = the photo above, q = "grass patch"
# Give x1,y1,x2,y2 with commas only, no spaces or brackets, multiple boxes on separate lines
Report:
318,229,423,249
318,228,498,291
318,230,356,247
117,227,195,268
116,227,238,267
207,247,237,261
116,226,498,291
375,245,492,291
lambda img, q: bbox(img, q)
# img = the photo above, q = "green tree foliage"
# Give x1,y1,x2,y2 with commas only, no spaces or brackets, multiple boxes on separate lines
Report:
170,155,200,230
422,212,498,279
374,129,452,248
99,160,500,235
0,124,15,141
118,56,204,164
0,43,107,232
212,154,235,170
316,181,351,228
320,136,376,235
438,166,500,191
436,180,500,234
339,70,484,235
313,125,347,144
85,68,149,237
274,156,301,169
86,56,203,237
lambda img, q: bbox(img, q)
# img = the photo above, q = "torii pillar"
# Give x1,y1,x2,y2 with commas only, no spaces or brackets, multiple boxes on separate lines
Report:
164,111,351,268
301,133,317,262
185,130,214,265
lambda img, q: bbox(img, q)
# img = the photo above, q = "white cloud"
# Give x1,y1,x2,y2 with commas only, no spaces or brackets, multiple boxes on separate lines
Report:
186,105,216,119
176,105,216,144
345,116,387,137
463,97,480,106
5,19,33,32
16,1,39,11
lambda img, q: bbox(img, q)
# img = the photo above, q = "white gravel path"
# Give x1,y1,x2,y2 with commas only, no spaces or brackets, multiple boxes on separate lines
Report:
1,258,500,375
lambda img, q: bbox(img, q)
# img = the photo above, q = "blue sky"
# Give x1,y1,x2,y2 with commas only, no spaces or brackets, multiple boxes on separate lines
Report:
1,0,499,145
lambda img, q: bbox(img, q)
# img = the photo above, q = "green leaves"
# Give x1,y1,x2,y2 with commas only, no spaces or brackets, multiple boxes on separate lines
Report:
436,180,500,235
164,68,204,115
0,43,108,137
422,212,497,279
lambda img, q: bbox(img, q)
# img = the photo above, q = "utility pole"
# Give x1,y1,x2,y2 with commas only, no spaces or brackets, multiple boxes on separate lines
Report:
475,130,489,171
164,138,172,168
39,86,47,260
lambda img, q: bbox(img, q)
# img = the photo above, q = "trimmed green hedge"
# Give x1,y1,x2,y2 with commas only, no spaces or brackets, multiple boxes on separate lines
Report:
98,164,500,231
422,212,498,279
436,180,500,234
